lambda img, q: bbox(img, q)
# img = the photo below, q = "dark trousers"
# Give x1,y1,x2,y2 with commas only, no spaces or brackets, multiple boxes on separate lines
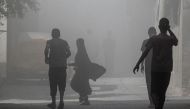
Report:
151,71,171,109
49,67,67,97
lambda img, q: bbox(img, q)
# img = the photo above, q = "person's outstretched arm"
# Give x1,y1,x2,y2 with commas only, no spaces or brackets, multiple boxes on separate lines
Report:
65,42,71,58
44,41,50,64
140,60,145,73
140,40,146,73
168,28,178,46
133,44,152,74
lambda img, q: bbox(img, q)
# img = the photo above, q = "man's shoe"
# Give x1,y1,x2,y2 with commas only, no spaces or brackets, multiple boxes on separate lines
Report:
79,97,83,103
58,102,64,109
80,100,90,105
148,104,155,108
47,103,56,109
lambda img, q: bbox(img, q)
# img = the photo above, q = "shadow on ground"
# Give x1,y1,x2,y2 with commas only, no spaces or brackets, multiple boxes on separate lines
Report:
0,100,190,109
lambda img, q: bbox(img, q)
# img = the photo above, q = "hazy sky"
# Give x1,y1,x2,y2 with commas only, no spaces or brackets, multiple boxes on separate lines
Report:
9,0,157,76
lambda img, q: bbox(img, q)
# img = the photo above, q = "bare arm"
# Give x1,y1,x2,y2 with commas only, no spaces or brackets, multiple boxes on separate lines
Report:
44,41,50,64
140,59,145,73
140,40,146,73
133,45,152,74
65,43,71,58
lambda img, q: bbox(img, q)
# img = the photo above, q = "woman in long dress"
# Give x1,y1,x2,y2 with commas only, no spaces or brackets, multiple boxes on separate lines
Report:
70,38,92,105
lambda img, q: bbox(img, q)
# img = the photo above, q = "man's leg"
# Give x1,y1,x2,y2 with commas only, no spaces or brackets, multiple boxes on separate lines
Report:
158,72,171,109
151,72,160,109
48,68,57,109
58,68,67,109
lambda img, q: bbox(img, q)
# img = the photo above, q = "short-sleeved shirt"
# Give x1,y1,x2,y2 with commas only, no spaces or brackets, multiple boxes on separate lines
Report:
47,38,70,67
146,34,177,72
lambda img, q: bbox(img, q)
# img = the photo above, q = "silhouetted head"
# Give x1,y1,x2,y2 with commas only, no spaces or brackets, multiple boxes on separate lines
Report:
148,27,156,37
159,18,169,34
76,38,85,50
51,28,60,38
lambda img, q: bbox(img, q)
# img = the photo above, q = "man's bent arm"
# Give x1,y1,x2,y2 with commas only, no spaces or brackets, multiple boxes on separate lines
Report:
168,29,178,46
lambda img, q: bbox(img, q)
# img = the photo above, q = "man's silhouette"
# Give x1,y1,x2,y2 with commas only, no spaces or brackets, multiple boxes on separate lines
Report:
133,18,178,109
141,27,157,108
44,28,71,109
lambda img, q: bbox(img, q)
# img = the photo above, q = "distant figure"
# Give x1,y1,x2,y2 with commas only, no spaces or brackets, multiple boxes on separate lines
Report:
103,31,116,76
44,28,71,109
85,29,100,62
133,18,178,109
141,27,157,108
70,38,92,105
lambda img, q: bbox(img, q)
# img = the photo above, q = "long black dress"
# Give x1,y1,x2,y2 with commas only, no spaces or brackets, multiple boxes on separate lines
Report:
70,39,92,97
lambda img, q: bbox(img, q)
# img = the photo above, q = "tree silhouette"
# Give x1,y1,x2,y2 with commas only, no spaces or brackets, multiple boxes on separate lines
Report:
0,0,39,32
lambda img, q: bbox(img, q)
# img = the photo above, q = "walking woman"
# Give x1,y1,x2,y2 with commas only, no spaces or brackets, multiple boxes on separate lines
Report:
70,38,92,105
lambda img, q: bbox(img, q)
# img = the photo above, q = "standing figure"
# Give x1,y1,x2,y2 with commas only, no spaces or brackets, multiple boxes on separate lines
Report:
141,27,157,108
133,18,178,109
103,31,116,76
70,38,92,105
44,28,71,109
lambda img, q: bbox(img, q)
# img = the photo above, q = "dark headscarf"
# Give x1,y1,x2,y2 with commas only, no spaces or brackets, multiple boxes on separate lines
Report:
75,38,91,68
